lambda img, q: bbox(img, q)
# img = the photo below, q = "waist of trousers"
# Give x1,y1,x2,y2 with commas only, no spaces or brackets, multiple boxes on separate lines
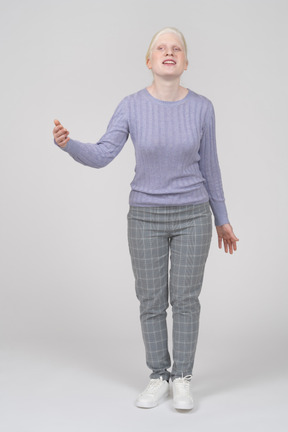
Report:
127,201,211,224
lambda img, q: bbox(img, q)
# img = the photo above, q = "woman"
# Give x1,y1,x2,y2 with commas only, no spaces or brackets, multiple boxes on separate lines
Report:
53,27,239,410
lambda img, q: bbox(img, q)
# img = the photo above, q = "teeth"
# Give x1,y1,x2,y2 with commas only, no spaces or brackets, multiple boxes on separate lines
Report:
163,61,175,64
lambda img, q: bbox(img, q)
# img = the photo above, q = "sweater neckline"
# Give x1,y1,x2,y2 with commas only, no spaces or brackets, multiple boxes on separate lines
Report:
143,87,191,105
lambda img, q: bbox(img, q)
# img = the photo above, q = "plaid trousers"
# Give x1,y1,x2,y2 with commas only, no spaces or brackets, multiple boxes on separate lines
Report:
127,202,212,381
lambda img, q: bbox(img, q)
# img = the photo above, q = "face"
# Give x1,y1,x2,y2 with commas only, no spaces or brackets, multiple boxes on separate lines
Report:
146,33,188,78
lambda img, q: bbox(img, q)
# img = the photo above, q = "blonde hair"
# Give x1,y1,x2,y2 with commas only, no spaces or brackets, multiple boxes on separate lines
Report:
145,27,188,63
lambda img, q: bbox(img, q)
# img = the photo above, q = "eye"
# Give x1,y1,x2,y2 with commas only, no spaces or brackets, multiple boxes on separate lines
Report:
174,47,181,51
157,46,164,50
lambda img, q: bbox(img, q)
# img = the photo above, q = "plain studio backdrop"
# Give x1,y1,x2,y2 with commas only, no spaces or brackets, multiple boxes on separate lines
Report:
0,0,287,431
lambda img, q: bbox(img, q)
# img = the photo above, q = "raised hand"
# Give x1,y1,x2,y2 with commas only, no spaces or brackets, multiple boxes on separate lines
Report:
53,119,70,148
216,224,239,254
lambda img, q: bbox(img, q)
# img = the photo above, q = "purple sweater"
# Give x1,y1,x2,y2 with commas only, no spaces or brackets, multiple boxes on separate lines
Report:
55,88,229,226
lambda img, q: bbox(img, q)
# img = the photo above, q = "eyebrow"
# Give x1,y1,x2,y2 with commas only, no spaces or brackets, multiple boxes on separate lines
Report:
155,43,182,48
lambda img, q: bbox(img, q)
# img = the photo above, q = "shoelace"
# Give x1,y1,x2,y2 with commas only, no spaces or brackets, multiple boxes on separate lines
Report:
174,375,192,396
140,378,164,395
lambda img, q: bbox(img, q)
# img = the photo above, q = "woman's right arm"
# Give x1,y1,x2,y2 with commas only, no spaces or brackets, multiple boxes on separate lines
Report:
52,98,130,169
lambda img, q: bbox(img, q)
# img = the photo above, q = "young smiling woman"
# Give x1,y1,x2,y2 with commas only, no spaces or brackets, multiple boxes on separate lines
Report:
53,27,239,411
146,32,188,102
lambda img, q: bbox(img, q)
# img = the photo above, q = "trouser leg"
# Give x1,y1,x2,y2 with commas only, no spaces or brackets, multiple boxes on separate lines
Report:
169,206,212,381
127,213,171,381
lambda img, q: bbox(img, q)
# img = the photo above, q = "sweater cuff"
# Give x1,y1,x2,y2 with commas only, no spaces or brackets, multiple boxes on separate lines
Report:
53,137,73,152
210,199,230,226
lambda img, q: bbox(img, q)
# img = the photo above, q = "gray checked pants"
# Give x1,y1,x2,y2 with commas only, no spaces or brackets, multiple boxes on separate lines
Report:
127,202,212,382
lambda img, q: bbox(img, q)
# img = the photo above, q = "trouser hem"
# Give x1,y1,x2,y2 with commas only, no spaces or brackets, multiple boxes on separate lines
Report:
149,370,171,382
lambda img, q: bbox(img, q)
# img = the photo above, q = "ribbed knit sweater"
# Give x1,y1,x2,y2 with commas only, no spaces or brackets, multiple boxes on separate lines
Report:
55,88,229,226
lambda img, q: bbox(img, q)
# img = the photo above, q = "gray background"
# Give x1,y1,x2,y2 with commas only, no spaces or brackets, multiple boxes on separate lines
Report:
0,0,287,430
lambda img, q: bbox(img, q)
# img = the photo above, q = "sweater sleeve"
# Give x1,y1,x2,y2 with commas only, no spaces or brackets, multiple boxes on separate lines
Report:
199,101,230,226
54,97,130,168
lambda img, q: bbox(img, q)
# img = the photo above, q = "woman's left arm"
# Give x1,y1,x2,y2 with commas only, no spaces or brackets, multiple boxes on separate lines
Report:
199,101,239,254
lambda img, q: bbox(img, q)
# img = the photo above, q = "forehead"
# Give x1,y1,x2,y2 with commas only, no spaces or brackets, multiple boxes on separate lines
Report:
153,33,183,47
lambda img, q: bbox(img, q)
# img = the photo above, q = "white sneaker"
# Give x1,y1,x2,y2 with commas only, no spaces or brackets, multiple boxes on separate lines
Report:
172,375,194,410
135,377,169,408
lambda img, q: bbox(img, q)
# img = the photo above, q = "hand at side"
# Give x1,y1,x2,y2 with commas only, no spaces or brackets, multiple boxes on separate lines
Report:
216,224,239,254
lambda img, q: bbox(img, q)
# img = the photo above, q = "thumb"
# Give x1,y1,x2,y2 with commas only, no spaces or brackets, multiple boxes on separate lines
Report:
54,119,60,126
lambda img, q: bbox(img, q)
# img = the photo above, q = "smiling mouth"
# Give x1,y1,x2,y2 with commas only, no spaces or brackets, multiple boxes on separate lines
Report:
162,60,176,65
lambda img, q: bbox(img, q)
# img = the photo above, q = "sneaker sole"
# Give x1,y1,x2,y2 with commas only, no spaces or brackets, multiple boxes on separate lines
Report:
173,400,194,410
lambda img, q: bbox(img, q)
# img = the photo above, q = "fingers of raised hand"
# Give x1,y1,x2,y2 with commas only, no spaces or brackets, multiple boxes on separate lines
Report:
55,126,69,140
57,135,70,147
53,123,70,147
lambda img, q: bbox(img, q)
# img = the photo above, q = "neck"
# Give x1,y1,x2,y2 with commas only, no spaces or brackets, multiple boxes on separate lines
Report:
146,77,187,101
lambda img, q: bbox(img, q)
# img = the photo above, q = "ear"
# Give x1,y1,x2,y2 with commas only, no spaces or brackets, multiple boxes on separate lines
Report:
146,57,152,70
184,59,188,71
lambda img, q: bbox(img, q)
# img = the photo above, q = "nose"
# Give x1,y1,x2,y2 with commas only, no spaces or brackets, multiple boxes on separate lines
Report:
165,50,173,56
